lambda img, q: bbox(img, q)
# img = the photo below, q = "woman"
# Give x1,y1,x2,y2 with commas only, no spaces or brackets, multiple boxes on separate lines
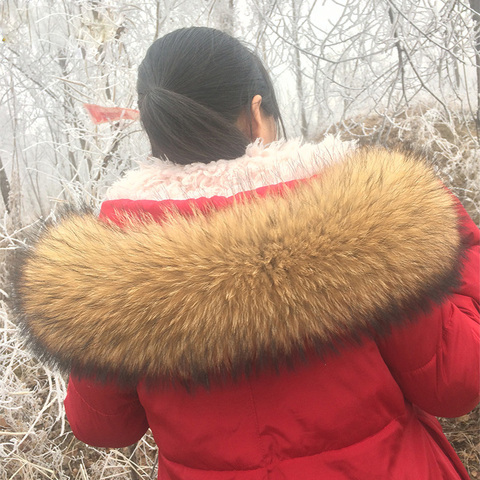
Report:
16,27,479,479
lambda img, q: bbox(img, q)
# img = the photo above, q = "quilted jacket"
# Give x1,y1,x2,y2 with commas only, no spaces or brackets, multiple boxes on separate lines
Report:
16,139,480,479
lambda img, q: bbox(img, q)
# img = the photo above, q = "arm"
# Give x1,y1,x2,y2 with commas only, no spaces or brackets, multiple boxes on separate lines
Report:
64,375,149,447
377,203,480,417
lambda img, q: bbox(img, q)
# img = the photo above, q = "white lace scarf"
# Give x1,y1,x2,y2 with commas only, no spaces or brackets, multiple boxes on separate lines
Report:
106,135,357,201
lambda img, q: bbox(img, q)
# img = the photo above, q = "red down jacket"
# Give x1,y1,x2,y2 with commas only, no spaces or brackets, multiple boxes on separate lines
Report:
17,143,480,479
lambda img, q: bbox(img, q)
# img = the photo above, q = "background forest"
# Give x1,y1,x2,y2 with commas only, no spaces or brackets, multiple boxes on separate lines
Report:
0,0,479,478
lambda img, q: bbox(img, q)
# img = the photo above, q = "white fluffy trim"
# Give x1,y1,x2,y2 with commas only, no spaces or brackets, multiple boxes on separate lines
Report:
106,136,357,201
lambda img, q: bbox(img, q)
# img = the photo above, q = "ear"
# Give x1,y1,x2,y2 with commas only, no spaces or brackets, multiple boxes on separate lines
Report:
250,95,276,143
249,94,263,140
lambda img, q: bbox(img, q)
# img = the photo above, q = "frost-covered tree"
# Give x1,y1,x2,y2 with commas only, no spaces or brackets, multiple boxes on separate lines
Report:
1,0,478,222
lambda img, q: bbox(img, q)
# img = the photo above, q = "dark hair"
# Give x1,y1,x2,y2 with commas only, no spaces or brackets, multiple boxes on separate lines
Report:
137,27,285,165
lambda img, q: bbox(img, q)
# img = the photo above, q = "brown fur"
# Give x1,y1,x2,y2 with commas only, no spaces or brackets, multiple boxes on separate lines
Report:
14,148,461,383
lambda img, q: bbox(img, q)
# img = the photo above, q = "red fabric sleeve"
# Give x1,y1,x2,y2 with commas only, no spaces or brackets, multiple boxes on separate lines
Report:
64,375,149,447
377,203,480,418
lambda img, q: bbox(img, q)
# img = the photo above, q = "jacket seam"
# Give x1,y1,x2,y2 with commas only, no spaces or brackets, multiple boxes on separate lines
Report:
392,350,437,377
247,379,268,467
159,413,405,472
69,379,138,418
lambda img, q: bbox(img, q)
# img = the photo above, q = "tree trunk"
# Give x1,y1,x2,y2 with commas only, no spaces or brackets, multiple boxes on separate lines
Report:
387,3,407,102
0,155,10,214
470,0,480,127
215,0,235,35
291,0,308,138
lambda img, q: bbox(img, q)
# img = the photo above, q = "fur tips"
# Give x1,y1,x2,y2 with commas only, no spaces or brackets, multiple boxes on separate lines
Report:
13,148,461,384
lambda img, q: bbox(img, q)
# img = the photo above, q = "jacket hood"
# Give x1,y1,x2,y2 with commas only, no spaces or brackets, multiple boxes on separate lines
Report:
13,145,461,385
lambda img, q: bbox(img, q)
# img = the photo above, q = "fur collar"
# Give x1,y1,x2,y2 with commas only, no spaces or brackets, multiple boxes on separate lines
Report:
14,146,461,385
106,136,356,201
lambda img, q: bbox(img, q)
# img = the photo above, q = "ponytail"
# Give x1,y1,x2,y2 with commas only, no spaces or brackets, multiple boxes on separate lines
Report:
139,87,250,165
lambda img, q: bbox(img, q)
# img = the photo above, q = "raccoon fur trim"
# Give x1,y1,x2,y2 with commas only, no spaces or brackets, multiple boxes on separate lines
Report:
13,147,462,384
